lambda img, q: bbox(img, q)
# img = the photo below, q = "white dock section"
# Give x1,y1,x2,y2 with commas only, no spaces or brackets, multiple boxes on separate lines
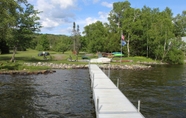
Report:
89,64,145,118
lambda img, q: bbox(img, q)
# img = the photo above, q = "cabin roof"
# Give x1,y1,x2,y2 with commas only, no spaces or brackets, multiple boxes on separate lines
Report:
182,37,186,42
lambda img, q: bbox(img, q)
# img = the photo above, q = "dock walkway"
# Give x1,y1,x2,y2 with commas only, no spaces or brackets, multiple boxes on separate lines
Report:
89,64,145,118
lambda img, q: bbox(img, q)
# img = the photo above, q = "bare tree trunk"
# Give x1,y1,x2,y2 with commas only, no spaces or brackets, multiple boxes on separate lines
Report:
127,35,130,57
162,30,168,62
10,46,17,62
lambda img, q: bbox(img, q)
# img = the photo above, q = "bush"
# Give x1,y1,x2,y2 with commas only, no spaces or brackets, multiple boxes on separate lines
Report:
165,49,184,64
35,44,43,51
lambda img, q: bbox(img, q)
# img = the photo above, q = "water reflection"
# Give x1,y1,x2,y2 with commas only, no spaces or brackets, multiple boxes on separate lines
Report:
0,69,95,118
0,75,37,117
109,65,186,118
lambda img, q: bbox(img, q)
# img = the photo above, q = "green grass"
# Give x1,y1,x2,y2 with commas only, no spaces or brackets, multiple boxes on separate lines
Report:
0,49,160,71
0,62,50,71
125,56,156,63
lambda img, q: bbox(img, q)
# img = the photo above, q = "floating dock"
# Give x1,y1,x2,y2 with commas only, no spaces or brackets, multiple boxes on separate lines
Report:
89,64,145,118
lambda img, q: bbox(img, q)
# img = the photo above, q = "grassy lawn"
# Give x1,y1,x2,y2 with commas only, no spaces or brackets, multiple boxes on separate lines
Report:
0,49,158,71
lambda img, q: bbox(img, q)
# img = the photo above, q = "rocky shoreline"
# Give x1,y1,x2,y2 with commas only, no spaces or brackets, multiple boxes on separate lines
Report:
24,62,151,69
0,70,56,75
0,62,152,75
24,62,151,70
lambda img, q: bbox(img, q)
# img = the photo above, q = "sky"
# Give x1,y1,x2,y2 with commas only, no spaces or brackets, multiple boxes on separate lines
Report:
27,0,186,35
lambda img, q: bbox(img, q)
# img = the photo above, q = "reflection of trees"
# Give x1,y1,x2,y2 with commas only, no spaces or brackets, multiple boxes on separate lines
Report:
0,76,38,118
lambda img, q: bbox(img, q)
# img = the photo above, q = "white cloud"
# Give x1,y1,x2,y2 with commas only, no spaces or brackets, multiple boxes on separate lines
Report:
85,17,98,25
83,11,108,26
98,11,108,20
51,0,75,9
93,0,100,4
42,18,59,28
34,0,77,30
101,2,113,8
59,27,73,35
27,0,111,35
81,0,100,5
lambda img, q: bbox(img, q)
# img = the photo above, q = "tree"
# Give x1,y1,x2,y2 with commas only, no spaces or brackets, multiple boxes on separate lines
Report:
108,1,143,57
36,35,49,51
81,1,186,64
165,37,185,64
108,1,131,55
140,6,152,57
0,0,18,54
72,22,81,55
173,11,186,37
122,8,142,57
7,0,41,62
54,36,71,53
83,21,108,53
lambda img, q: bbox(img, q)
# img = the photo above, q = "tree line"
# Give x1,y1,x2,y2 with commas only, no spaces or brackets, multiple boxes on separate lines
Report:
0,1,186,64
82,1,186,64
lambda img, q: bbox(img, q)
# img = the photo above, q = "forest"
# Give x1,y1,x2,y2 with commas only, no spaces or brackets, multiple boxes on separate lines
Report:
0,1,186,64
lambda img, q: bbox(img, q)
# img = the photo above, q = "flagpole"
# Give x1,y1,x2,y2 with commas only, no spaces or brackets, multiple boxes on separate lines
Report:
120,31,122,64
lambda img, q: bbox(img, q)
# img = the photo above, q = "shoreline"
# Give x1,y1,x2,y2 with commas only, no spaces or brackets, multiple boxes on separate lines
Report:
0,62,157,75
24,62,152,70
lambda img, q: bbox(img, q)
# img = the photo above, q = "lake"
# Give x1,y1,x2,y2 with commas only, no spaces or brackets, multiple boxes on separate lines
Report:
0,65,186,118
108,64,186,118
0,69,95,118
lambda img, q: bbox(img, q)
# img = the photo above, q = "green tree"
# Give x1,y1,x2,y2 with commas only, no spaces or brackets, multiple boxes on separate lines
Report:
108,1,131,55
54,36,71,53
83,21,108,53
140,6,152,57
8,0,41,62
165,37,185,64
173,11,186,37
0,0,18,54
122,8,142,57
81,1,186,64
36,35,49,51
108,1,144,57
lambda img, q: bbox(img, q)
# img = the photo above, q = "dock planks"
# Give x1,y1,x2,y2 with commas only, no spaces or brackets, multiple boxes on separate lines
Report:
89,64,145,118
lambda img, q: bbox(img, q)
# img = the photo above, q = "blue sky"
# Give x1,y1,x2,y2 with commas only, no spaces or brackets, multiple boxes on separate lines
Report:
27,0,186,35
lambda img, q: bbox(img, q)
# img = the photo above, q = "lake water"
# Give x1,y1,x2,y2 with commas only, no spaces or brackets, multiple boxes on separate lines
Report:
108,65,186,118
0,65,186,118
0,69,95,118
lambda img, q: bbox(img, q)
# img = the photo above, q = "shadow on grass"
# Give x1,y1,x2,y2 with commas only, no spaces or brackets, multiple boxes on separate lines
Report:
0,54,90,64
0,56,51,63
0,63,22,70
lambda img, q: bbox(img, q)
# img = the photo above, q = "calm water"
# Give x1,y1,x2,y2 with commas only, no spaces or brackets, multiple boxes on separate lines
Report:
108,65,186,118
1,65,186,118
0,69,95,118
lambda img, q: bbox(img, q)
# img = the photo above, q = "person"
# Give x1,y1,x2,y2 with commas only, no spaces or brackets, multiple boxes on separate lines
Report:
68,55,72,61
43,51,46,60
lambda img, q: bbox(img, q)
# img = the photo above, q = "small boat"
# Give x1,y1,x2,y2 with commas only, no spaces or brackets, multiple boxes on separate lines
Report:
90,57,111,64
112,52,124,57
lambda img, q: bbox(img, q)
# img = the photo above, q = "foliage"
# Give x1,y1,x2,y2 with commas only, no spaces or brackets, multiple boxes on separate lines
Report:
54,38,71,53
83,21,108,53
36,35,49,51
81,1,186,64
0,0,17,54
33,34,72,54
165,48,184,64
173,11,186,37
1,1,186,64
0,0,41,62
